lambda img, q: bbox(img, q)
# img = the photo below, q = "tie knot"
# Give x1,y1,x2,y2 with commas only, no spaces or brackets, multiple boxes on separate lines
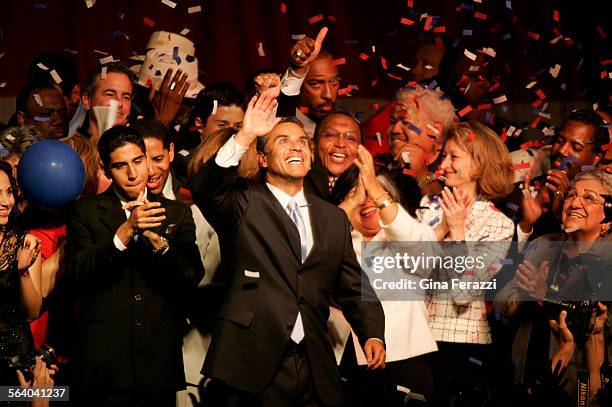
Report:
287,198,298,212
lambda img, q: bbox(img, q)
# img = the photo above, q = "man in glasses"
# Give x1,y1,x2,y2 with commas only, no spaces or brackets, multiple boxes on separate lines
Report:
518,109,608,242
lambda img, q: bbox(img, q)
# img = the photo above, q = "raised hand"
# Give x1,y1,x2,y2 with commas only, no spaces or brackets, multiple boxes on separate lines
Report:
253,72,281,99
289,27,328,75
17,234,41,273
519,172,544,234
150,68,190,128
235,94,281,146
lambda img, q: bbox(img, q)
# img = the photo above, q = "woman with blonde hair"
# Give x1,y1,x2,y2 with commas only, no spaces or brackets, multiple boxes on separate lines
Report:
188,128,259,180
416,121,515,404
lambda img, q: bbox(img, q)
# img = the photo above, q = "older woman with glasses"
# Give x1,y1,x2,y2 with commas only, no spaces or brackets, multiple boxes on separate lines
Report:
497,171,612,405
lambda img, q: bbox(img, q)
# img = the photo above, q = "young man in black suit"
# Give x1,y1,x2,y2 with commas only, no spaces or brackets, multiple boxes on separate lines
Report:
192,94,386,407
66,125,204,406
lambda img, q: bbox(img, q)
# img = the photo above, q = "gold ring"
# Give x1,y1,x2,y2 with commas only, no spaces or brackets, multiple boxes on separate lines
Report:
294,49,303,58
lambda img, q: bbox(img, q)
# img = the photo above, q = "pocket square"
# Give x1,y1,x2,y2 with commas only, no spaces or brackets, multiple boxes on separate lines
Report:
164,224,177,235
244,270,260,278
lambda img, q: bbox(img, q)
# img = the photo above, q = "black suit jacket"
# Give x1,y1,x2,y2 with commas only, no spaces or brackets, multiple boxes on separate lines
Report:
66,187,204,391
192,159,384,405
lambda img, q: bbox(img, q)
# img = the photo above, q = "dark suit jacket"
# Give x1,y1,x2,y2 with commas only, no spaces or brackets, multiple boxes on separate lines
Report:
191,159,385,405
66,187,204,391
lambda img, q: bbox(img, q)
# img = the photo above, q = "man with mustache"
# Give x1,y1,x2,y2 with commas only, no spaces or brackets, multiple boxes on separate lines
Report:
518,109,608,241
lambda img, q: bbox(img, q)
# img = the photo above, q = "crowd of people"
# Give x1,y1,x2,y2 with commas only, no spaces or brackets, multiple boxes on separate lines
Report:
0,16,610,407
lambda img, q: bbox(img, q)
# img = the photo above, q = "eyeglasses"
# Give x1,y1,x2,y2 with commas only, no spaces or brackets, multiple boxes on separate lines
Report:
318,130,360,143
564,190,605,207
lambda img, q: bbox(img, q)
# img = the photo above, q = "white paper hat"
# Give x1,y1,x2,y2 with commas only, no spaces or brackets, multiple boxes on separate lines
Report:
146,31,195,55
134,48,204,99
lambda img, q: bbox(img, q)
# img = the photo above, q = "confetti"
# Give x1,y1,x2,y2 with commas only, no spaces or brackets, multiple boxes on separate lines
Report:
33,3,47,8
510,162,531,170
467,132,477,141
291,34,305,40
468,65,480,72
257,42,265,57
433,26,446,33
376,132,382,146
33,93,43,107
178,149,190,157
581,165,596,171
400,17,415,26
530,116,542,128
527,31,540,40
36,63,49,71
525,81,537,89
468,357,483,366
535,89,546,100
477,103,492,110
143,17,155,27
49,69,62,84
463,29,473,36
188,5,202,13
99,55,115,65
424,16,433,30
161,0,177,8
426,124,440,134
380,57,388,70
407,0,414,7
463,49,477,61
180,28,190,35
493,95,507,104
387,73,402,81
0,82,6,88
505,202,519,212
397,63,411,71
401,151,410,164
337,85,353,96
211,99,218,115
458,105,473,117
482,47,496,57
280,3,287,13
549,64,561,78
359,53,369,60
332,58,346,66
101,66,107,79
474,12,487,20
308,14,324,24
85,0,96,8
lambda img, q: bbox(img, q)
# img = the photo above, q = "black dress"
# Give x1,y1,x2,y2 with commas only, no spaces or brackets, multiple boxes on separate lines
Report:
0,229,34,385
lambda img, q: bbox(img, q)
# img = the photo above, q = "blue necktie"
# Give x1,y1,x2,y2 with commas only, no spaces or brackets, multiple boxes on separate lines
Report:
287,199,307,263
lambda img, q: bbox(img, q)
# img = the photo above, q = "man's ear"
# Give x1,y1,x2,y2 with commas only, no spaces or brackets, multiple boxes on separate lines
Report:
168,142,175,163
257,152,268,168
592,152,603,166
82,93,91,111
69,84,81,105
100,161,111,180
17,111,27,127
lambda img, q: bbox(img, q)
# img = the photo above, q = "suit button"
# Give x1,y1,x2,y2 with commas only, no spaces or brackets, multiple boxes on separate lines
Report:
134,294,142,302
298,296,305,304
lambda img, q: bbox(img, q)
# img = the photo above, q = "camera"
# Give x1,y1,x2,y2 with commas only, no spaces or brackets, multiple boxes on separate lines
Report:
6,344,57,381
542,299,599,346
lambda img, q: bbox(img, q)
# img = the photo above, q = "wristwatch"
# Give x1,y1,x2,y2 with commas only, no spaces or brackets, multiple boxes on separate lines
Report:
153,237,170,255
418,172,437,189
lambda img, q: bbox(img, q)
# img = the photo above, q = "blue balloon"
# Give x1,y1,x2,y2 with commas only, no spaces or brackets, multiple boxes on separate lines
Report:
17,140,85,210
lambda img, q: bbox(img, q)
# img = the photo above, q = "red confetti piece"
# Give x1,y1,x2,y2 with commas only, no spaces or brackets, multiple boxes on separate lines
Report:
143,17,155,27
327,15,336,22
381,57,388,70
435,168,444,178
298,106,309,113
387,73,402,80
407,0,414,7
371,78,379,86
601,59,612,66
531,116,542,128
433,26,446,33
527,31,540,40
467,132,477,141
510,162,531,170
601,71,608,79
332,58,346,66
596,25,607,39
531,99,543,108
369,103,380,110
400,17,415,26
178,187,192,199
424,16,433,31
535,89,546,100
458,105,473,117
308,14,324,24
403,168,417,176
602,143,612,151
337,85,352,95
500,128,508,143
477,103,492,110
489,81,500,92
280,2,287,13
359,53,370,60
474,12,488,20
520,140,535,150
553,9,560,22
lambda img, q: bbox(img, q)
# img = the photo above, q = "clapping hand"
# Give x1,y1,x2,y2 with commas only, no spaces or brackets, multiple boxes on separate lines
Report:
514,260,550,300
439,187,473,241
17,234,41,273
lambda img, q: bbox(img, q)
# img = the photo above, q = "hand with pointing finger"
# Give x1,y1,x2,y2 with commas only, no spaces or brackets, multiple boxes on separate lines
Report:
289,27,329,76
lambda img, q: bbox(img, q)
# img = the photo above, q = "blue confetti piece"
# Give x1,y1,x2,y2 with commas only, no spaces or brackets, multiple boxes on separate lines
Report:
407,122,422,134
0,144,8,158
462,29,473,36
460,3,474,11
602,123,612,129
33,3,47,8
495,307,501,321
403,84,417,91
427,80,438,90
115,10,125,19
185,55,195,63
502,33,512,40
452,39,460,48
581,165,596,172
428,216,440,226
484,112,492,123
173,46,181,65
559,156,578,169
468,356,483,366
500,258,514,265
344,40,359,45
108,30,124,40
506,0,512,9
534,67,547,76
34,116,50,122
526,149,534,157
505,202,519,212
501,105,509,113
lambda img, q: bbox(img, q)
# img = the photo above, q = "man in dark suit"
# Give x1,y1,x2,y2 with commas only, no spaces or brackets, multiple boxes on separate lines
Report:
66,125,204,406
192,93,385,407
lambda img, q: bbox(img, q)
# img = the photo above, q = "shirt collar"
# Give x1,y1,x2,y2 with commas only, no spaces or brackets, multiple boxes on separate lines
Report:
161,175,175,200
113,186,148,209
266,182,307,210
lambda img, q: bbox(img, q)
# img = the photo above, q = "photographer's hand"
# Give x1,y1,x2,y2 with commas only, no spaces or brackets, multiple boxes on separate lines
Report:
549,310,575,370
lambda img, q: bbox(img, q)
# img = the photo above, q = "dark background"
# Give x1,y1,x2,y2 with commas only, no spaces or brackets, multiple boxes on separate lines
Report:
0,0,609,106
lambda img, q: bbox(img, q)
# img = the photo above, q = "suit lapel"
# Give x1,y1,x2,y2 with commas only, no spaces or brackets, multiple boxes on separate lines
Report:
304,193,327,264
97,187,127,234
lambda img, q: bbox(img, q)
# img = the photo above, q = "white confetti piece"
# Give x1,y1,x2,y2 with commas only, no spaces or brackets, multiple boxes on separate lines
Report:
507,126,516,137
85,0,96,8
93,49,109,55
161,0,177,8
493,95,507,104
257,42,265,57
0,82,6,88
371,45,376,53
376,132,382,146
64,48,78,54
463,49,477,61
525,81,537,89
101,66,107,79
99,55,115,65
468,65,480,72
5,134,15,141
426,124,440,134
180,28,190,35
549,64,561,78
36,62,49,70
33,93,43,107
211,99,218,115
482,47,496,57
401,151,410,164
549,35,563,45
0,53,5,60
291,34,305,40
178,149,190,157
593,103,599,111
396,63,411,71
49,69,62,84
188,5,202,13
542,127,555,136
424,64,433,70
